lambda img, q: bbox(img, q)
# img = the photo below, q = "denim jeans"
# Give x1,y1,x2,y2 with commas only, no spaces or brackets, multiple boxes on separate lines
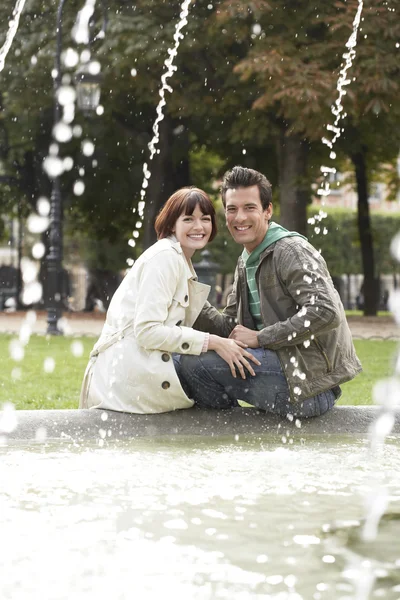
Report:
174,348,340,418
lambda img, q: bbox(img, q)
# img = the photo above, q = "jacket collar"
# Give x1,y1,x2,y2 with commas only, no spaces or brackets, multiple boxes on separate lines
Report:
238,242,276,270
167,235,196,280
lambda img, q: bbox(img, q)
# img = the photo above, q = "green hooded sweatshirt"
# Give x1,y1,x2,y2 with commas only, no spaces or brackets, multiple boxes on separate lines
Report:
241,222,307,330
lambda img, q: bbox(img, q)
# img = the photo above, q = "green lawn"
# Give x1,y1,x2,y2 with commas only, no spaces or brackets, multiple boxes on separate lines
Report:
0,334,94,409
0,334,397,409
339,339,398,405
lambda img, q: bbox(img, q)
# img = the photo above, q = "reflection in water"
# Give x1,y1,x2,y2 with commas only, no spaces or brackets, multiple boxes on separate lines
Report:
0,437,399,599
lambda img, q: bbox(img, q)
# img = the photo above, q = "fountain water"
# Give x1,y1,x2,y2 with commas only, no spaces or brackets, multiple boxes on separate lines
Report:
311,0,364,235
127,0,192,259
0,0,27,73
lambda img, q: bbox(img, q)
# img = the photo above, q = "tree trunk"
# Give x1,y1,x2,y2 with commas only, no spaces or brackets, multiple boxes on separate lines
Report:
142,117,191,249
277,129,309,236
351,149,377,316
142,116,176,249
16,198,23,309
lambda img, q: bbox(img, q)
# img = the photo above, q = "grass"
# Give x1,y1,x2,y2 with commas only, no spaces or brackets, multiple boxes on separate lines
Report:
339,339,398,405
0,334,397,409
0,334,94,410
345,310,391,318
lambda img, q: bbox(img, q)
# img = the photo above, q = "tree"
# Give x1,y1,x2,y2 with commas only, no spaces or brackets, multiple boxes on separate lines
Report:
218,0,400,314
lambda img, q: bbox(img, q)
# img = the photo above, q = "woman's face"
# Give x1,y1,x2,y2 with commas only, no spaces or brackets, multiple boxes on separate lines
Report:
173,204,213,258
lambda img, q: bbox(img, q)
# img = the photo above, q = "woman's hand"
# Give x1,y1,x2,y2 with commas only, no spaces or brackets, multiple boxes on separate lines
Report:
208,335,261,379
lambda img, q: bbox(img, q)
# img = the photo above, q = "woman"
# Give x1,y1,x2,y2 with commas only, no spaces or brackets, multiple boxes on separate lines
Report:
80,187,259,413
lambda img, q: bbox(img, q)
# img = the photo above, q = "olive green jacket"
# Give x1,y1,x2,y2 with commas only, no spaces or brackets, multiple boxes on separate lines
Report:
195,236,362,402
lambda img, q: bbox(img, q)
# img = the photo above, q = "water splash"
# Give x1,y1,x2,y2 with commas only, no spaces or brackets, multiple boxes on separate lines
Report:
128,0,192,253
0,0,27,73
310,0,364,237
72,0,97,45
322,0,364,157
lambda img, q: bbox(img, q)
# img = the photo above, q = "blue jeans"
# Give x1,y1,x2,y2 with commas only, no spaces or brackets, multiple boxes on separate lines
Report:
174,348,339,418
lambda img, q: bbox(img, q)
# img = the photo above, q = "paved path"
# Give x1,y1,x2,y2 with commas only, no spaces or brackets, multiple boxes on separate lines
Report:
0,311,399,339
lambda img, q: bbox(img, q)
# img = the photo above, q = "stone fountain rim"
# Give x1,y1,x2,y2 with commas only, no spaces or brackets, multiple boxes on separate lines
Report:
2,405,400,444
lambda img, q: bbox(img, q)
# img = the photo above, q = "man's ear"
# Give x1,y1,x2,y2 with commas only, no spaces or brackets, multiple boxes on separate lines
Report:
265,203,273,221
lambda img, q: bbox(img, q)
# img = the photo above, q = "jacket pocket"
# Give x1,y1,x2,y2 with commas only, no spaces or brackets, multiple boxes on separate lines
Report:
313,339,332,373
172,288,190,308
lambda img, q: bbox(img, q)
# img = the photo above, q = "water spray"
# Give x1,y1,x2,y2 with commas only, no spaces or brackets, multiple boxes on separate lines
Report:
126,0,192,262
310,0,364,236
0,0,27,73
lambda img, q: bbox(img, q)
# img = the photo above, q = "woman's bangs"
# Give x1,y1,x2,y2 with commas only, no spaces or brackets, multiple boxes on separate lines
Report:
183,191,214,216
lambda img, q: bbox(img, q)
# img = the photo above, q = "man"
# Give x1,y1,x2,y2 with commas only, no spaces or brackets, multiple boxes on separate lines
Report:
178,166,362,417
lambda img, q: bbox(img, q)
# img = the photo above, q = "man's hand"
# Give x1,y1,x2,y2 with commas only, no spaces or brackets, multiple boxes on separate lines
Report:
229,325,260,348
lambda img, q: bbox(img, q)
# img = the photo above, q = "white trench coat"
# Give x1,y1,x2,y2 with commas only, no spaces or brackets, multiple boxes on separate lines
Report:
79,237,210,413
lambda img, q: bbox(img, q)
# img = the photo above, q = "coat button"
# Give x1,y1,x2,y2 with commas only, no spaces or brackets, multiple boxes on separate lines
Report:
184,295,188,302
182,342,189,350
161,353,170,362
176,320,182,326
162,381,170,390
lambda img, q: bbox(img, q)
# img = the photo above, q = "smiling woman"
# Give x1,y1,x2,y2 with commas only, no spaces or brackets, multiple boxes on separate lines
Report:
79,187,260,415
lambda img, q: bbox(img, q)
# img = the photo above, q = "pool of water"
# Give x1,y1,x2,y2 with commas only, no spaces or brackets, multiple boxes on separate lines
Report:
1,436,399,600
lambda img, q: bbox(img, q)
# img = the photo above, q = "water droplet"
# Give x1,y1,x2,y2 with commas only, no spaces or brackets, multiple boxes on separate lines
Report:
19,323,31,346
71,340,84,357
72,125,83,137
0,402,18,433
22,281,42,305
62,47,79,68
43,357,56,373
88,60,101,75
252,23,262,35
36,197,50,216
9,339,24,361
73,180,85,196
56,85,76,106
63,156,74,171
80,49,91,63
256,554,268,563
43,156,64,178
96,105,104,116
35,427,47,442
82,140,94,156
31,55,37,65
53,121,72,142
131,68,137,77
27,215,49,234
322,555,335,563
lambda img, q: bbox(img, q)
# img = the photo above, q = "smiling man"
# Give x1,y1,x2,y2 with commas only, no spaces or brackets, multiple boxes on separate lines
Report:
178,166,362,417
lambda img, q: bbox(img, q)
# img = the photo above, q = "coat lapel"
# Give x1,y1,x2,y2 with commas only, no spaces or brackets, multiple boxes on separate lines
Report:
186,279,210,326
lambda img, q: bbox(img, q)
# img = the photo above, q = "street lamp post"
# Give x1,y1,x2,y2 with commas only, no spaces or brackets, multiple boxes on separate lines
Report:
46,0,103,334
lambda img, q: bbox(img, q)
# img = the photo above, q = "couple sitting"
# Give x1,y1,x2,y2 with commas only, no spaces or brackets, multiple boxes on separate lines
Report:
80,166,361,417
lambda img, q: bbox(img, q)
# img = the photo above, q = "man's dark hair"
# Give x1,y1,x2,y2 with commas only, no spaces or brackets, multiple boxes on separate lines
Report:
221,166,272,210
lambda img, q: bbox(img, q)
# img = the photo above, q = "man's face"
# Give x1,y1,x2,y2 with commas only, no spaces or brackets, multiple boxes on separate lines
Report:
225,185,273,253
